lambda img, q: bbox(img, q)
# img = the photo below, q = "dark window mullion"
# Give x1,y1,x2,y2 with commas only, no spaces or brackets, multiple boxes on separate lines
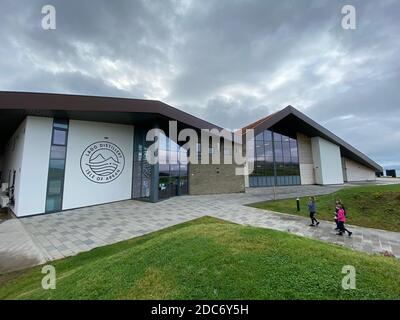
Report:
45,119,69,213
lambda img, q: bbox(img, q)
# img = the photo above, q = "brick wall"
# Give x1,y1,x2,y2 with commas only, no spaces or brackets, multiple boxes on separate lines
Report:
188,163,245,195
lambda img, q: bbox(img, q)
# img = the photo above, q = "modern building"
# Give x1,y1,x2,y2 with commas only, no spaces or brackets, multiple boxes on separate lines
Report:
242,106,381,187
0,91,381,217
385,169,397,178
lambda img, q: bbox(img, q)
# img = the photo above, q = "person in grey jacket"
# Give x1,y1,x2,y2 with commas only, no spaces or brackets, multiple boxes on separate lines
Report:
308,196,319,227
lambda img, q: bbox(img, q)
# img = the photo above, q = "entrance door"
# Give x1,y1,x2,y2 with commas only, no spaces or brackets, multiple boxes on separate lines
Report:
158,176,170,200
178,176,188,195
158,176,179,200
170,176,179,197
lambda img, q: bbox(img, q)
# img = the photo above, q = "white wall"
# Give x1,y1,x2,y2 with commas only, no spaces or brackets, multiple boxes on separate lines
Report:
311,137,344,185
297,132,315,185
62,120,134,210
343,157,376,182
18,117,53,216
1,116,53,217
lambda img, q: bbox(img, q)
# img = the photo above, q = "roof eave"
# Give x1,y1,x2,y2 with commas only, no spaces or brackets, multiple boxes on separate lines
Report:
242,105,382,172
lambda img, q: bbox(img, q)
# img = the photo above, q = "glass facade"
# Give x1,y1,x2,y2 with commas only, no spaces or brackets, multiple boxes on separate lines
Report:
43,121,299,209
45,119,69,212
38,119,299,212
132,128,152,199
249,130,300,187
158,133,188,200
132,128,188,201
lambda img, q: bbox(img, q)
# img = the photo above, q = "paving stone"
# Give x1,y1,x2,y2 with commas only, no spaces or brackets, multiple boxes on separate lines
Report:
2,184,400,274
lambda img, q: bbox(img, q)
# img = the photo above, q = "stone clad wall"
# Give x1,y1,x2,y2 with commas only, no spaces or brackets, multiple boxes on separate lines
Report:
188,139,245,195
188,163,245,195
297,132,315,185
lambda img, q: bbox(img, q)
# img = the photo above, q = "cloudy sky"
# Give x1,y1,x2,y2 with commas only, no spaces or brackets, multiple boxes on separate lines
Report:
1,0,399,168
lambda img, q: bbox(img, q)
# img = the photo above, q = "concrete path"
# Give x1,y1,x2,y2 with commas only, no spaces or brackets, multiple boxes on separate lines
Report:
1,184,400,274
0,219,46,274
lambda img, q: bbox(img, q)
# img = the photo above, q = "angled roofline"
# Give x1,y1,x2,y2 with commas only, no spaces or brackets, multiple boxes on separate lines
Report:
241,105,382,172
0,91,382,171
0,91,223,131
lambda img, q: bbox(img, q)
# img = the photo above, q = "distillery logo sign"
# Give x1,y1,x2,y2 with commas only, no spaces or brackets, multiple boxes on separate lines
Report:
80,141,125,184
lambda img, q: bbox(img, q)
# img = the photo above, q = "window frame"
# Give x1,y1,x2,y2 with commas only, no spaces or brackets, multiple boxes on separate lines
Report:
45,119,69,213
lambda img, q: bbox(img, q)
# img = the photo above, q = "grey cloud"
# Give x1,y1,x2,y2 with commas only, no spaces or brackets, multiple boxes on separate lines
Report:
180,95,271,130
0,0,399,168
7,70,133,98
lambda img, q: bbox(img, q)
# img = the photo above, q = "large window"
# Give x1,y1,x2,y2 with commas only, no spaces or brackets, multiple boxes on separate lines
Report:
158,134,188,199
132,129,188,201
45,119,69,212
132,128,151,199
249,130,300,187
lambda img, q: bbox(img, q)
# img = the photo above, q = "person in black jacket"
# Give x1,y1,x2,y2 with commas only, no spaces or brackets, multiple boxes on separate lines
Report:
308,196,319,227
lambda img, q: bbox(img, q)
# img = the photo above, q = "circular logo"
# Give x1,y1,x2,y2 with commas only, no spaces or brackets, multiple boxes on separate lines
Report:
80,141,125,184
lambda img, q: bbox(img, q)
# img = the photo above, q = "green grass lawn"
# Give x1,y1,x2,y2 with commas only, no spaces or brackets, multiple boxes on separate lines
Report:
1,216,399,300
249,184,400,232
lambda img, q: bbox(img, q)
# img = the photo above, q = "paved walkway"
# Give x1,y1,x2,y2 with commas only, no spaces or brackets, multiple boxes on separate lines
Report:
0,219,46,273
1,184,400,274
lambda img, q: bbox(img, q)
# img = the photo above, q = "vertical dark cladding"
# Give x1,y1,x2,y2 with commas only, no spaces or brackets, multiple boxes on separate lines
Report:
45,119,69,213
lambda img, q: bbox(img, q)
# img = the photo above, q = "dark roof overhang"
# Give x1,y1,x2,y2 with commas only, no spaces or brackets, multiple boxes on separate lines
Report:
0,91,223,150
241,105,382,172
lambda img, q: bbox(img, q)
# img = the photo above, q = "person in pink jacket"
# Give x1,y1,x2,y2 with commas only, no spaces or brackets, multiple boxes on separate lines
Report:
337,204,352,236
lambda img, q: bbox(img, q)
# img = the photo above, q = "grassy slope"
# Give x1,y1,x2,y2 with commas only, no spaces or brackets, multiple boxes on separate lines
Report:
1,216,399,300
249,184,400,232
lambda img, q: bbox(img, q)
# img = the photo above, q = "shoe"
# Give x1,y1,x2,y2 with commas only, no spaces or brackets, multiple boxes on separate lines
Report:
334,227,339,230
336,232,343,236
316,222,320,226
309,224,315,227
348,232,352,237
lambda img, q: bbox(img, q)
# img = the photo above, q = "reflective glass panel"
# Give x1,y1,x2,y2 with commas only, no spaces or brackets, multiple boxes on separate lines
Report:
52,129,67,145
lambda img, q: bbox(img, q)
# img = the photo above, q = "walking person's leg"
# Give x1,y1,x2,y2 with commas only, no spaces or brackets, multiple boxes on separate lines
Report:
343,224,352,236
337,221,344,235
313,213,320,226
309,212,315,226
